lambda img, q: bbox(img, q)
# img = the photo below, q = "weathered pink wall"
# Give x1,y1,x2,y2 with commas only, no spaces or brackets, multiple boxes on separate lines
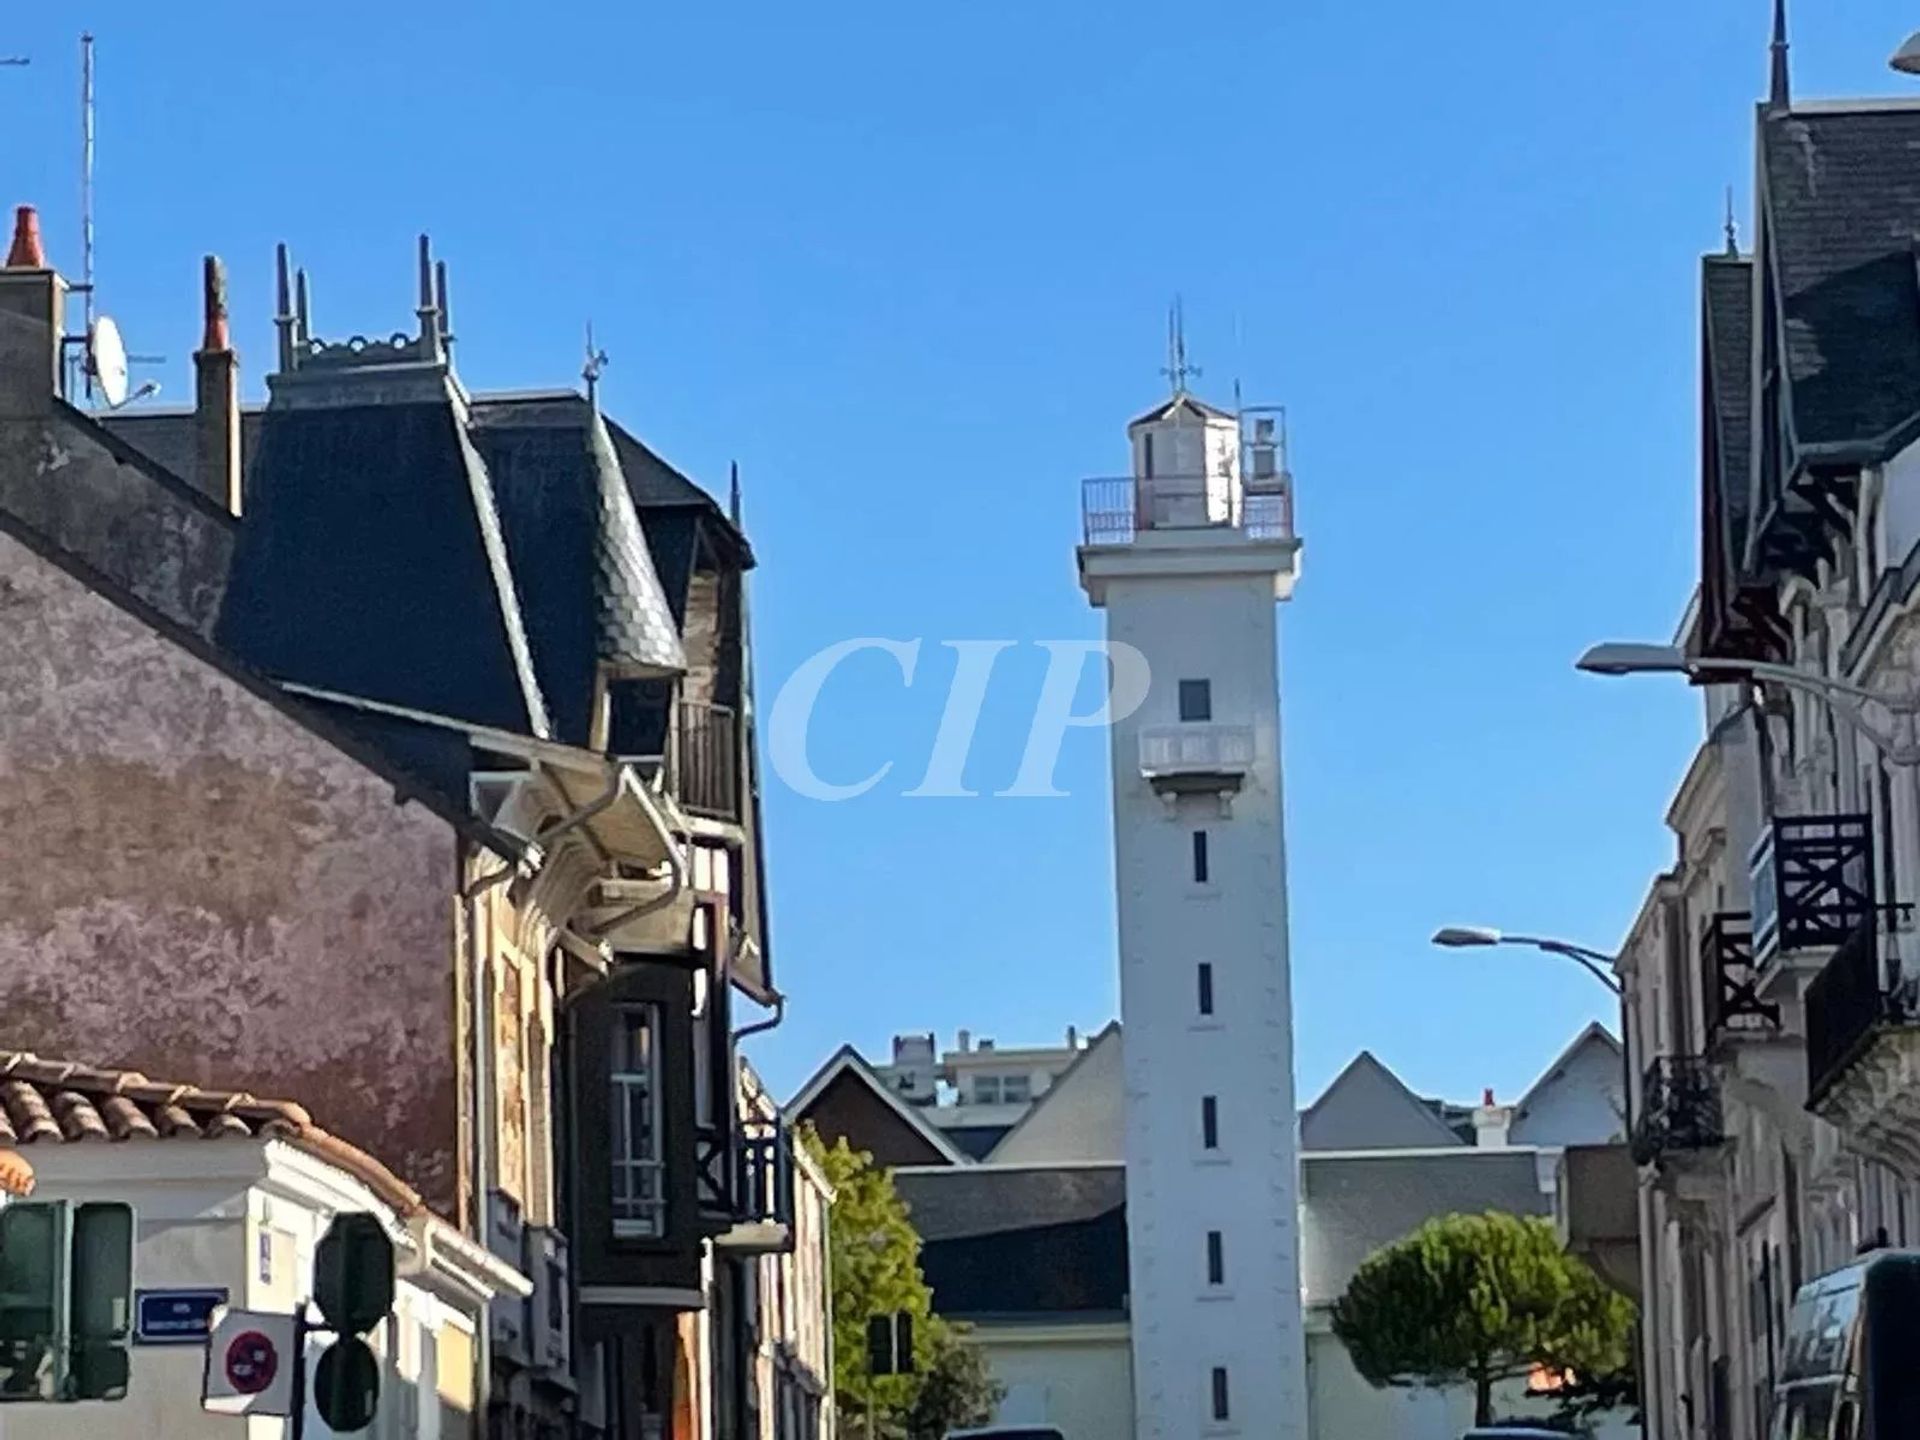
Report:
0,530,463,1214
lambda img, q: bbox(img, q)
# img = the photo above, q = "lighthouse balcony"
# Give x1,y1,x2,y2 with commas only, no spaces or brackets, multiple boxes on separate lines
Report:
1081,474,1293,547
1139,723,1255,794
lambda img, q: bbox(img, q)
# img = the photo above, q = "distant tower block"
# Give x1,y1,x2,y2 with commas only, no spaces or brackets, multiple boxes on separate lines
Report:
1076,336,1305,1438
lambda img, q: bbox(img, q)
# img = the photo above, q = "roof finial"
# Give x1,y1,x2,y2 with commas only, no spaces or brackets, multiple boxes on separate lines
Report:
416,235,443,363
1161,296,1199,396
294,268,311,346
583,322,609,407
1724,186,1739,255
729,461,742,527
1769,0,1790,111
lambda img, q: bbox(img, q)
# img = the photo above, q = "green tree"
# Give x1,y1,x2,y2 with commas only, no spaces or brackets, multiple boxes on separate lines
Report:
1330,1211,1636,1427
904,1318,1002,1440
803,1129,939,1435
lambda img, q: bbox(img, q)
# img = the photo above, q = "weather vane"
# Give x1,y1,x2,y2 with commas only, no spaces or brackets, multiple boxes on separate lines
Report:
1161,297,1200,395
583,323,610,405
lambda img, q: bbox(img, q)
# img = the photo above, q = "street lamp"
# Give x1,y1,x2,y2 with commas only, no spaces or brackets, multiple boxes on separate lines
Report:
1893,30,1920,74
1575,641,1920,765
1430,926,1622,996
1430,925,1634,1136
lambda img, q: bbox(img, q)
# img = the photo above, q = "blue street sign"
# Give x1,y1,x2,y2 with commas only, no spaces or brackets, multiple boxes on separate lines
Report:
135,1288,228,1346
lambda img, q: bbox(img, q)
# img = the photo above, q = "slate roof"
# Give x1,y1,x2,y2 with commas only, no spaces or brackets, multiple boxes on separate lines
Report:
1760,104,1920,458
216,392,552,739
1127,392,1233,429
1299,1051,1467,1152
895,1165,1127,1321
1704,254,1754,548
1299,1150,1550,1307
469,394,684,746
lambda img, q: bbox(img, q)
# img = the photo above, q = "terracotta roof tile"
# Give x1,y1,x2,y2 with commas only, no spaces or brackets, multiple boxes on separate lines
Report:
0,1051,310,1144
0,1050,426,1219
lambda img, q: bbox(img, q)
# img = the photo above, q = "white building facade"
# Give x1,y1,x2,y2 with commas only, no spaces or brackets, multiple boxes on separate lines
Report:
1077,383,1306,1438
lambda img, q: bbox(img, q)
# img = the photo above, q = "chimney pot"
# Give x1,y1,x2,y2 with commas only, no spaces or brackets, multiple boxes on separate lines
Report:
1483,1087,1495,1106
199,255,231,353
5,206,46,269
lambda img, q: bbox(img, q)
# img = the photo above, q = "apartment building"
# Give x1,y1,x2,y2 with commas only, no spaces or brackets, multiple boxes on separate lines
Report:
0,203,822,1438
1611,16,1920,1438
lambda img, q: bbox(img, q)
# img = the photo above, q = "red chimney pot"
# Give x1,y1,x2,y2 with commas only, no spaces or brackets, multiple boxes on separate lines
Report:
1482,1087,1495,1107
5,206,46,269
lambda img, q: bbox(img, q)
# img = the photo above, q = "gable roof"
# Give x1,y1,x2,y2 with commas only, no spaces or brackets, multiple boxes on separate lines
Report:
787,1046,968,1166
1511,1021,1622,1126
1299,1051,1466,1152
983,1021,1122,1164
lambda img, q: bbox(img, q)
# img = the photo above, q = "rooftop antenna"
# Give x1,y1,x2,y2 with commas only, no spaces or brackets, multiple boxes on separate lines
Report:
583,323,609,406
1724,186,1739,256
1161,297,1200,396
80,32,96,396
729,461,742,527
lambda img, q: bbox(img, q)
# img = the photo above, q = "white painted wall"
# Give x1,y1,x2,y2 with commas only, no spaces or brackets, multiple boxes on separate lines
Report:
0,1140,495,1440
1086,484,1306,1438
1307,1329,1638,1440
973,1326,1133,1440
1509,1035,1627,1148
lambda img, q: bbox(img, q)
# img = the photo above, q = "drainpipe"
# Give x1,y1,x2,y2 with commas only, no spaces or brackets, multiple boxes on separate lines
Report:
463,765,623,1243
734,993,785,1043
586,767,687,938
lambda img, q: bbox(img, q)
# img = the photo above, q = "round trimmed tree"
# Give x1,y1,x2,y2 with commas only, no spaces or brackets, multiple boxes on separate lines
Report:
1330,1211,1635,1427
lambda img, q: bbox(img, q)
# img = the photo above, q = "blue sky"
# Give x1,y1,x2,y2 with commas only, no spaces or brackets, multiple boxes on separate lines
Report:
6,3,1916,1107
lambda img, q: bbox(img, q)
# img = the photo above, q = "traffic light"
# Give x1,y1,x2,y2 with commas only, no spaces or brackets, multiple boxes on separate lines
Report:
312,1212,393,1431
0,1201,134,1402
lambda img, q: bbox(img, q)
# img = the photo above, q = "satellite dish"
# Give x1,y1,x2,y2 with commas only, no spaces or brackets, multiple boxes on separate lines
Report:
89,314,128,407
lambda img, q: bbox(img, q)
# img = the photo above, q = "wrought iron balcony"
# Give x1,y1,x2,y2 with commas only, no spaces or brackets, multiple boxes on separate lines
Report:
1080,474,1293,547
1630,1057,1724,1167
1806,916,1909,1107
1700,912,1779,1042
675,700,740,822
1749,814,1874,962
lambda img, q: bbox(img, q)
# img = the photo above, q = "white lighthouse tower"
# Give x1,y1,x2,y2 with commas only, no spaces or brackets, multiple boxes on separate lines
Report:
1076,336,1306,1439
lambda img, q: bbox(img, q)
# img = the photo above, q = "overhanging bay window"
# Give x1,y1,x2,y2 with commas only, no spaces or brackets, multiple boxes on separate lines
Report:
612,1004,666,1239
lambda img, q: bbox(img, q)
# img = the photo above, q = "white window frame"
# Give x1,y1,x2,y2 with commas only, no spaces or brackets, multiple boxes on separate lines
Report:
611,1003,667,1239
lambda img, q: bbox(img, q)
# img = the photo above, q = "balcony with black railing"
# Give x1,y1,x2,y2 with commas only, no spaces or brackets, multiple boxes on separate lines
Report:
698,1113,794,1251
1630,1057,1725,1168
1750,814,1875,964
1701,912,1780,1044
1805,913,1915,1107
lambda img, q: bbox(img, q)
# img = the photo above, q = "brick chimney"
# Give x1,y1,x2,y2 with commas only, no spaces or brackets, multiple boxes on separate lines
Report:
0,206,67,416
1472,1087,1513,1148
193,255,242,515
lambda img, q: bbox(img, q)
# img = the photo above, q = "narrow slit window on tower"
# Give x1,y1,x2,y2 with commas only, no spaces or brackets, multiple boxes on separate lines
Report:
1211,1367,1231,1422
1179,679,1212,723
1197,962,1215,1016
1206,1230,1225,1286
1143,432,1155,478
1192,830,1209,884
1201,1096,1219,1150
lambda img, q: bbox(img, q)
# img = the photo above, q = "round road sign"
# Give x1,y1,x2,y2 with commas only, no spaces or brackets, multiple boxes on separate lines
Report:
224,1329,279,1395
